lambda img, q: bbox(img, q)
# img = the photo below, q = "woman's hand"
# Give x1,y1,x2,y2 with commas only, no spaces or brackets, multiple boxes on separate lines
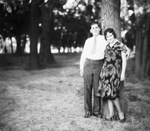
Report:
121,50,127,81
121,73,125,81
80,69,84,77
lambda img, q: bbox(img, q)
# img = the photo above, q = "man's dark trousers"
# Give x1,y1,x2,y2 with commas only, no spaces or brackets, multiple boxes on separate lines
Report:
83,58,103,115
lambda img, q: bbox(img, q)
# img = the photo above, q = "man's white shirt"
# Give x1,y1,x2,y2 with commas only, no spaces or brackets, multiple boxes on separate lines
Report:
80,35,107,71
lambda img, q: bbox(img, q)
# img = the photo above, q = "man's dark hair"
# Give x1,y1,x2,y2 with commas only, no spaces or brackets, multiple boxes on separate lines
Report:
90,22,101,28
89,22,102,35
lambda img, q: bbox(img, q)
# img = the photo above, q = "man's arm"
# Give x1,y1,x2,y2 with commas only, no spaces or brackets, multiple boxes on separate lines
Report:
80,40,87,76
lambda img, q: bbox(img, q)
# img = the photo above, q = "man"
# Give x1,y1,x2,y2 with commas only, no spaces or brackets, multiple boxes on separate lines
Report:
80,22,107,118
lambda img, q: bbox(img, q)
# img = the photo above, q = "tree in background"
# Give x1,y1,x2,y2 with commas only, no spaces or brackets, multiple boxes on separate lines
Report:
123,0,150,78
38,0,56,67
0,0,150,73
0,0,98,69
133,1,150,78
29,0,42,69
0,0,30,55
101,0,121,40
100,0,125,119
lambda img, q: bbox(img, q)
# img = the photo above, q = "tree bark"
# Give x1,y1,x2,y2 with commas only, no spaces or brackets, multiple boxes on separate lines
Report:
135,14,147,78
101,0,121,40
135,28,142,76
142,33,148,77
142,13,150,78
100,0,128,119
15,35,22,55
29,0,42,69
39,2,55,67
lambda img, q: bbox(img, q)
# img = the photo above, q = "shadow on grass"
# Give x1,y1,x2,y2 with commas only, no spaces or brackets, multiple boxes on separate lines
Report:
0,84,19,131
0,53,81,70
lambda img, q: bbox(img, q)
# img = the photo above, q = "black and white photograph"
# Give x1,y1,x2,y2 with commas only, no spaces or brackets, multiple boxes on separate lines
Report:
0,0,150,130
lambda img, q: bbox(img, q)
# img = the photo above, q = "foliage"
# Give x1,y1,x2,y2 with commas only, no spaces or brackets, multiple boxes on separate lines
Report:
0,0,101,51
51,0,98,49
0,0,30,38
0,0,149,74
126,0,150,78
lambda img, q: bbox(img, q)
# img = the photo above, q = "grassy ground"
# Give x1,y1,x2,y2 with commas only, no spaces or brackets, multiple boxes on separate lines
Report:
0,53,150,131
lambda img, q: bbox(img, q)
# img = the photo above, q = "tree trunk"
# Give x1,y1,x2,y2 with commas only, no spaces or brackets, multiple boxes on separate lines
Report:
10,38,14,54
101,0,121,40
142,13,150,78
15,35,22,55
146,57,150,77
29,0,42,69
142,33,148,77
146,14,150,77
134,13,150,78
100,0,128,119
135,28,143,77
39,2,55,67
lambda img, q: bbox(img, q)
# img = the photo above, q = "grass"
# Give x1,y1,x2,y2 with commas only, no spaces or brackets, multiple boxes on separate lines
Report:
0,53,150,131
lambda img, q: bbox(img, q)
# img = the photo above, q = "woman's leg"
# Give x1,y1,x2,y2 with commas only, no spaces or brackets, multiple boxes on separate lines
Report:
107,99,114,119
112,97,124,120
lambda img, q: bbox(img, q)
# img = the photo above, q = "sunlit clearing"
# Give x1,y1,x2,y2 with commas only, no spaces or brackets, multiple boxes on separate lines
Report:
63,0,75,9
44,0,48,3
39,23,42,27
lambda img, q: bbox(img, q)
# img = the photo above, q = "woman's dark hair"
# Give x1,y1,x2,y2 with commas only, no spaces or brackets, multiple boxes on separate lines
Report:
104,28,117,40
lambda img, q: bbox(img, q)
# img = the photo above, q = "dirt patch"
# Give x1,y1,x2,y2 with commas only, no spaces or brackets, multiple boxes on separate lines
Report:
0,53,150,131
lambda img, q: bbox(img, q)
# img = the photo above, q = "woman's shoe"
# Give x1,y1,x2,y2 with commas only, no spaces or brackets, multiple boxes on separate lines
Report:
119,118,125,123
105,118,113,121
119,112,125,123
105,116,114,121
84,112,91,118
93,113,102,118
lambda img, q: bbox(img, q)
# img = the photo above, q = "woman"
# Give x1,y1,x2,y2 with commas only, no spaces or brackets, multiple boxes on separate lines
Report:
100,28,127,122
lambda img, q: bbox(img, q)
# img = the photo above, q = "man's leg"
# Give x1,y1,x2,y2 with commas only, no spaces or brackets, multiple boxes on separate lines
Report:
93,73,101,116
84,82,92,116
83,60,93,117
93,61,103,116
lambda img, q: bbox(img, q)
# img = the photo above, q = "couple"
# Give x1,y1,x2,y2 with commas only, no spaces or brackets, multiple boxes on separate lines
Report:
80,22,128,122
